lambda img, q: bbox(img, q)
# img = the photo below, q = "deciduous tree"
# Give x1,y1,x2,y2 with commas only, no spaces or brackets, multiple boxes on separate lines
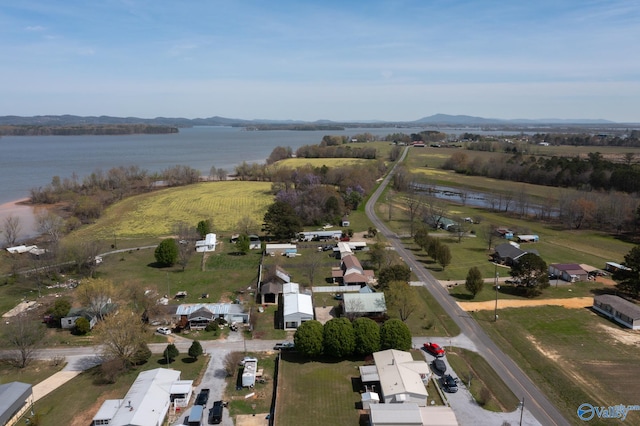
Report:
378,264,411,289
385,281,418,322
2,215,21,247
155,238,178,266
94,310,148,367
263,201,302,240
4,314,45,368
510,253,549,297
437,244,452,270
76,278,116,321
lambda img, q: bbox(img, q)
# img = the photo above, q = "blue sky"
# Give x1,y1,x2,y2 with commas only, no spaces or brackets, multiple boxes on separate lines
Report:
1,0,639,122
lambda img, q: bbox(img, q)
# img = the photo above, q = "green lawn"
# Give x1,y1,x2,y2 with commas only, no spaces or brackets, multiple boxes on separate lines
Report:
0,359,64,386
473,306,640,426
275,354,363,426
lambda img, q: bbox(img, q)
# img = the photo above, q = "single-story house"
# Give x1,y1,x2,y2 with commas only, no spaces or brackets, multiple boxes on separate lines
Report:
298,230,343,241
604,262,631,273
332,254,375,286
371,349,430,406
0,382,33,426
174,303,249,330
548,264,588,282
92,368,191,426
342,293,386,318
368,403,458,426
265,243,297,256
61,301,117,330
195,233,217,252
593,295,640,330
282,292,314,329
341,216,350,227
492,243,526,266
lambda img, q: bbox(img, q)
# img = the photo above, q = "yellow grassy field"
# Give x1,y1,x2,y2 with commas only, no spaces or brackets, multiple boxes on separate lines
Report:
275,157,369,168
71,181,274,239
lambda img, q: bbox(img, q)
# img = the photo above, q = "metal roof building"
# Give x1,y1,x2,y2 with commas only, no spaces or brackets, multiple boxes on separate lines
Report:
0,382,32,426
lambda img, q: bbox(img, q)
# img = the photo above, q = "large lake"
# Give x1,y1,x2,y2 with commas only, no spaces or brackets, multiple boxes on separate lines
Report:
0,126,425,205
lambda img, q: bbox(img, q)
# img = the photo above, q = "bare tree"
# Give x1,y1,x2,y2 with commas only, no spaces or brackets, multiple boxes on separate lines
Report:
174,222,196,271
36,211,65,245
4,314,45,368
236,216,259,235
403,193,421,237
2,215,22,247
384,281,418,322
216,168,228,181
93,309,148,367
224,352,244,377
305,250,325,286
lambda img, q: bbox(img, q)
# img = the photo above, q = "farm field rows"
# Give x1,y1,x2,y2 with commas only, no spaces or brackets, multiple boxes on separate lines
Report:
71,181,273,239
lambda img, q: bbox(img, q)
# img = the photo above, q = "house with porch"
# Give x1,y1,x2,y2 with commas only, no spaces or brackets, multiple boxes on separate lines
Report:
593,294,640,330
173,303,249,330
331,254,375,287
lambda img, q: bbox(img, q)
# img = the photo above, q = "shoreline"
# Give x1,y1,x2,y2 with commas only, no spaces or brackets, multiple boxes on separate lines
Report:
0,198,39,243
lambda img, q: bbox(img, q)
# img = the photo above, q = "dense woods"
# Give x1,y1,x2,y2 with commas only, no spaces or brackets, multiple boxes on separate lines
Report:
0,124,178,136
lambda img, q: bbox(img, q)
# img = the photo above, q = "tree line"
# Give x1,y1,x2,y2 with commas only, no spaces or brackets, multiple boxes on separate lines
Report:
0,124,178,136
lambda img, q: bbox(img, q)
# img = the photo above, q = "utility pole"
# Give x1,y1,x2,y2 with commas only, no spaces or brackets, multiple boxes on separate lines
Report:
519,396,525,425
494,272,500,321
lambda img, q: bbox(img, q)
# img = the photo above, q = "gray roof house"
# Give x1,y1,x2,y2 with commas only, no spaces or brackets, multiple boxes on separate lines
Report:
0,382,33,426
342,293,386,318
492,243,538,266
174,303,249,330
92,368,190,426
371,349,431,406
593,294,640,330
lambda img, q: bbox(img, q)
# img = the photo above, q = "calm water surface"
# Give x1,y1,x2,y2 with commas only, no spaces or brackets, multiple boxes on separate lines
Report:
0,126,424,205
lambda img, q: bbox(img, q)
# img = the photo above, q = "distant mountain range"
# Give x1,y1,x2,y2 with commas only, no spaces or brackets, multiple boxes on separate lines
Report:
0,113,628,128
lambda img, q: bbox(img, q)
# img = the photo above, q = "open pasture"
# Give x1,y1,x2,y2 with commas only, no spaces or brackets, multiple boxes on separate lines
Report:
71,181,273,239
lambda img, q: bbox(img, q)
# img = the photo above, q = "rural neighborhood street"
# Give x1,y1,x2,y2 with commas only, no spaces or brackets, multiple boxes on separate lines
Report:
366,147,570,426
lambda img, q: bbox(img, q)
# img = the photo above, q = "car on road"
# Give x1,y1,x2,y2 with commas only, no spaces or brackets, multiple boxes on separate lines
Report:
209,400,223,424
432,358,446,375
156,326,171,335
441,374,458,393
195,388,210,406
273,341,295,350
423,342,445,357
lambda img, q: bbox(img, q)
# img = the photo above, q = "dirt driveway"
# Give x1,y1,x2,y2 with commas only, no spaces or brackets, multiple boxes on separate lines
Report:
457,297,593,311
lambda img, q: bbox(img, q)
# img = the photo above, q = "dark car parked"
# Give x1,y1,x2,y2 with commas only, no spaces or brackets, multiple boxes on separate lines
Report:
441,374,458,393
432,358,446,375
195,388,210,406
209,400,223,424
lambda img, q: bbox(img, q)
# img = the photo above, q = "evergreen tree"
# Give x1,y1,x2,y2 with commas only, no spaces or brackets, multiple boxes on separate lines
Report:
293,320,324,357
322,318,355,358
163,343,179,363
353,317,381,355
380,318,411,351
465,266,484,298
188,340,204,360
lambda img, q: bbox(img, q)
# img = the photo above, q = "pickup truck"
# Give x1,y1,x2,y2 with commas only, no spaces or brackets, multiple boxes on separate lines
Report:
209,400,223,424
195,388,210,406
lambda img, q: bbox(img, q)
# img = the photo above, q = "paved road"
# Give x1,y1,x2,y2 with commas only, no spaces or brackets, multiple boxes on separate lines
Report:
366,147,571,426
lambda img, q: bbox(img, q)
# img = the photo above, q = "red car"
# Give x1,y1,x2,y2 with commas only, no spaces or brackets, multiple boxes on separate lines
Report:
423,342,445,357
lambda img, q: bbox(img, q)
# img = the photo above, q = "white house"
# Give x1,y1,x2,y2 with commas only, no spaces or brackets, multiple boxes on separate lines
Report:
173,303,250,330
195,233,217,252
593,295,640,330
282,292,314,329
372,350,430,406
369,403,458,426
265,243,297,256
92,368,190,426
343,293,386,318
